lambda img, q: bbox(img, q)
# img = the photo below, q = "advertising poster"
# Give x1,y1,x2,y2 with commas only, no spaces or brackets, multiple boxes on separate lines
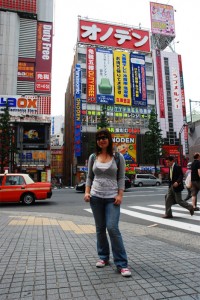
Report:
130,53,147,107
17,61,35,81
87,47,96,103
74,64,81,157
150,2,175,36
114,51,131,106
96,48,114,105
112,134,137,174
35,22,53,93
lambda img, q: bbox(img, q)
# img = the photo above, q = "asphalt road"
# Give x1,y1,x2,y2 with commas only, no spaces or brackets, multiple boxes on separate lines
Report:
1,185,199,234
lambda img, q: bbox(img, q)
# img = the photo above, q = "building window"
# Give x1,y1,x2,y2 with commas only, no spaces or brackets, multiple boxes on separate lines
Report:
82,83,86,94
78,53,86,63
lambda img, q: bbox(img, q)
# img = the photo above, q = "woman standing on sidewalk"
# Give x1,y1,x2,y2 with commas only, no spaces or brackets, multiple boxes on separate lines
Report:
84,128,131,277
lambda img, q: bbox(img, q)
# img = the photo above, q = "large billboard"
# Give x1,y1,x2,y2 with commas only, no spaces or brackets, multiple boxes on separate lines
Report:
112,134,137,174
86,47,96,103
114,51,131,106
35,22,53,93
130,53,147,107
0,0,37,14
150,2,175,36
79,19,150,52
96,48,114,105
0,95,51,118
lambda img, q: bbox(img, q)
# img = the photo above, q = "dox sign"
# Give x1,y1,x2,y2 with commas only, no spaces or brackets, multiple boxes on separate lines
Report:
0,96,38,114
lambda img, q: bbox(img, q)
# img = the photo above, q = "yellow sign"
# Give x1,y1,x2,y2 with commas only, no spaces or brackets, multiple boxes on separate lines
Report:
114,51,131,106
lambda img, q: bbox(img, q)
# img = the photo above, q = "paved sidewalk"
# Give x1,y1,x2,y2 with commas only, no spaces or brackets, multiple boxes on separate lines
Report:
0,210,200,300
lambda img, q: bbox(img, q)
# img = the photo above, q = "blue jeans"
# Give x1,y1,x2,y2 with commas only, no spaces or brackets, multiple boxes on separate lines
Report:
90,196,128,269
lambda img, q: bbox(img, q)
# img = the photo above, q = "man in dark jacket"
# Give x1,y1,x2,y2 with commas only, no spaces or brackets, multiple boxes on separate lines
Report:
163,156,194,218
191,152,200,211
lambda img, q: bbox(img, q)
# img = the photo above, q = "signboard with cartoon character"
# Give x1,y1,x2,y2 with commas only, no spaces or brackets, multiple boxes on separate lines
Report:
112,134,137,174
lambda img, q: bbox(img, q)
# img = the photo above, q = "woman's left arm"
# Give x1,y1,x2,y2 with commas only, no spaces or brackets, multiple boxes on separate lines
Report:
114,154,125,205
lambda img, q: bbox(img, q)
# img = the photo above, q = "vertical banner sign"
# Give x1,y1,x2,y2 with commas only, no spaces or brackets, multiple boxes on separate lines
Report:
74,64,81,157
96,48,114,105
156,50,165,118
178,55,186,118
35,22,53,93
172,67,180,109
87,47,96,103
130,53,147,107
114,51,131,106
178,55,189,154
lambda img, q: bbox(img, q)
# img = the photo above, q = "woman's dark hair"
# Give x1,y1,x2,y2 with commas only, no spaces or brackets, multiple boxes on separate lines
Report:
95,128,113,156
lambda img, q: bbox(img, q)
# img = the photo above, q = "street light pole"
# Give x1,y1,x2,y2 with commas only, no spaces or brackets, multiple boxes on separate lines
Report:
179,124,187,167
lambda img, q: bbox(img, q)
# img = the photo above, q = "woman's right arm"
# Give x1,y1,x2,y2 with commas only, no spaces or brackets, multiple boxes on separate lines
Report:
84,155,93,202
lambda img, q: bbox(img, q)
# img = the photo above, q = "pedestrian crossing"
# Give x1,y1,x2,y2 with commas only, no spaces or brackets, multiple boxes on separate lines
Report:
84,204,200,234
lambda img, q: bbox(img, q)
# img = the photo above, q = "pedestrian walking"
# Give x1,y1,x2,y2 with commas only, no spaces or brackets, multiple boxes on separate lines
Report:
162,156,194,218
184,162,192,201
191,152,200,211
84,128,131,277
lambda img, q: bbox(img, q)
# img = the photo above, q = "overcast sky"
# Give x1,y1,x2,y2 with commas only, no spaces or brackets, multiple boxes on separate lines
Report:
51,0,200,117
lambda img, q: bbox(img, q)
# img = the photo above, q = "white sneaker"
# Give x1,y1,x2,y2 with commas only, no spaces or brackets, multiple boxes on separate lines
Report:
96,260,109,268
120,268,132,277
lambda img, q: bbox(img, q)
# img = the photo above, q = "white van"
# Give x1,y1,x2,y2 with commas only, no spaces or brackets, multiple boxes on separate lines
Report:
133,174,162,187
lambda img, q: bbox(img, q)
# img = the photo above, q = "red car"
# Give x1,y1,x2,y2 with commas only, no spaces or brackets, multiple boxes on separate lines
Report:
0,173,52,205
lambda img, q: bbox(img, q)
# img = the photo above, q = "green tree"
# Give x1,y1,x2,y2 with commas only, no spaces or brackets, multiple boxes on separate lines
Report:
0,104,17,173
143,109,164,174
97,105,109,129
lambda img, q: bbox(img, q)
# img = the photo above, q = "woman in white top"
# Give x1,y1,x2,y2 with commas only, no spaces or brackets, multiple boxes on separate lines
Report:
84,128,131,277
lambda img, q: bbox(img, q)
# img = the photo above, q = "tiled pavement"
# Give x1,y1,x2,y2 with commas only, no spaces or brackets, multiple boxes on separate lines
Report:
0,210,200,300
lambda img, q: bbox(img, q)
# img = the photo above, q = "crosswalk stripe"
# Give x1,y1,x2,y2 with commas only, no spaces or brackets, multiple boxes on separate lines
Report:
123,193,166,197
150,204,200,213
84,207,200,234
120,208,200,234
128,206,200,221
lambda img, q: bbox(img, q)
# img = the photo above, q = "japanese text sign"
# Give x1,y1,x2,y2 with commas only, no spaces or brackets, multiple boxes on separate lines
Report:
87,47,96,103
79,19,150,52
130,53,147,107
96,48,114,105
114,51,131,106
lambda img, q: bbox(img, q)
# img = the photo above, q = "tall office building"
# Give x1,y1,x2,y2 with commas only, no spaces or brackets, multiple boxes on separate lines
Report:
64,2,188,185
0,0,53,181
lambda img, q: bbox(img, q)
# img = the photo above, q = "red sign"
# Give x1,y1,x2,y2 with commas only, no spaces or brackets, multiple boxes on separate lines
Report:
156,50,165,118
36,72,51,81
35,82,51,92
35,22,53,93
17,61,34,81
79,19,150,52
86,47,96,103
0,0,36,13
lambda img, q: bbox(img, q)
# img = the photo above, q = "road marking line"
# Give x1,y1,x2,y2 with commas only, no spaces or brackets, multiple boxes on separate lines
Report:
128,206,200,221
121,208,200,234
123,193,167,197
